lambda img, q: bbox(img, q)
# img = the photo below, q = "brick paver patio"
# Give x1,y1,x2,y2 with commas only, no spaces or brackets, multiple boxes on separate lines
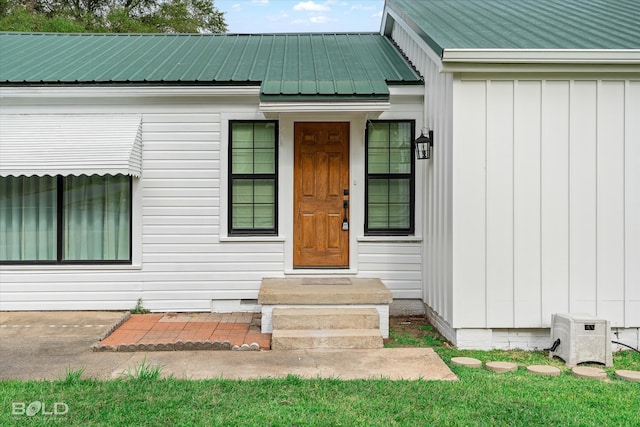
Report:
95,312,271,352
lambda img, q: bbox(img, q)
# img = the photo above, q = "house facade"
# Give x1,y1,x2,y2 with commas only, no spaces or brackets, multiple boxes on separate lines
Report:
1,0,639,350
0,33,426,314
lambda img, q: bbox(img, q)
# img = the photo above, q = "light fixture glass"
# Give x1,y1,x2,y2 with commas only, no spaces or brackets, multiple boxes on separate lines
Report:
414,129,433,160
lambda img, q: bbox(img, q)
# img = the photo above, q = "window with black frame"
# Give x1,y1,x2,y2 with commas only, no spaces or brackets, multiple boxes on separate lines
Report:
228,121,278,235
365,120,415,235
0,174,132,263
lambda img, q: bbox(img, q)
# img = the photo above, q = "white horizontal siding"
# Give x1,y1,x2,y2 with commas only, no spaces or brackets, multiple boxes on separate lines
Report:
141,112,284,311
0,103,284,311
0,272,142,310
357,241,422,299
452,77,640,329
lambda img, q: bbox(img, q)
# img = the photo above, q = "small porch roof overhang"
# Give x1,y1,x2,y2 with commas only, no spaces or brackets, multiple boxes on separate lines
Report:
0,114,143,177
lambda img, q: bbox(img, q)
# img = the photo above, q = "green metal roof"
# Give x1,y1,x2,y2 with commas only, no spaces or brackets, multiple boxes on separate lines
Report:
0,32,422,100
387,0,640,56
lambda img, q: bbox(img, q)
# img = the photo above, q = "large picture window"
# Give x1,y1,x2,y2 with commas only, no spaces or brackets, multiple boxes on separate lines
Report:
229,121,278,235
365,120,415,235
0,174,132,263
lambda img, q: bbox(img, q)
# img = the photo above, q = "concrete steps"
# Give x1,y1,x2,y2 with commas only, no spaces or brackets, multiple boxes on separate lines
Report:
273,307,380,330
258,278,392,341
271,307,384,350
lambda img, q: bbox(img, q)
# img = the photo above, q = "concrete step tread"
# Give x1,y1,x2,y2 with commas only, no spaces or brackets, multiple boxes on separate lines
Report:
259,278,392,305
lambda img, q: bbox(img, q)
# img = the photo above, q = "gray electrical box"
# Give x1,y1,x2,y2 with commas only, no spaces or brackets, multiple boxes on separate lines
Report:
549,313,612,367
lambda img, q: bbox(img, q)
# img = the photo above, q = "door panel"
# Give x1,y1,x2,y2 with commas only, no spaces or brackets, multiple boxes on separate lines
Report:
294,122,349,267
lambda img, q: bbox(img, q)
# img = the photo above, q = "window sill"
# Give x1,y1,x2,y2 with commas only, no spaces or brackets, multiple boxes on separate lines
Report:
357,235,423,243
220,236,286,243
0,264,142,271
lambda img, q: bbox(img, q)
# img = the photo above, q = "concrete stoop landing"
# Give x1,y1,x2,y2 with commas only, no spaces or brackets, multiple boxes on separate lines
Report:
258,278,393,350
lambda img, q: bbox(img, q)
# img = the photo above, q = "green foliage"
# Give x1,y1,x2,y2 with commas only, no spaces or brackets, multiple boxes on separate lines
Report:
1,370,639,426
1,317,637,425
0,0,227,33
121,357,163,380
58,367,86,384
130,298,150,314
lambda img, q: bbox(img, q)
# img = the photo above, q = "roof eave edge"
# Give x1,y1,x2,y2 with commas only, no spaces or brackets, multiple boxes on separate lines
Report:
259,101,391,114
442,49,640,64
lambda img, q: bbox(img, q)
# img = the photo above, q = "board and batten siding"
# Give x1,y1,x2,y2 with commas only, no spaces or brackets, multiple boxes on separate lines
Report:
453,78,640,329
391,22,455,329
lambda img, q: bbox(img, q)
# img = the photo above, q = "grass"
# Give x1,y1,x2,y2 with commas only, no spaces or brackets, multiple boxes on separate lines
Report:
120,357,164,381
1,318,639,426
59,367,85,384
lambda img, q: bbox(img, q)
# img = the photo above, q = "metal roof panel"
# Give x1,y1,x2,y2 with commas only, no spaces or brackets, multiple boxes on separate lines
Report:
0,32,422,99
387,0,640,54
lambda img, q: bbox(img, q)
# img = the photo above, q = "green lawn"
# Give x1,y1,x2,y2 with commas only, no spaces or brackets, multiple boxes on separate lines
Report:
1,321,639,426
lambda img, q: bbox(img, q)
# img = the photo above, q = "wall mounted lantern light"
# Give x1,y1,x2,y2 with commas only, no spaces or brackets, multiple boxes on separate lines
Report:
414,129,433,160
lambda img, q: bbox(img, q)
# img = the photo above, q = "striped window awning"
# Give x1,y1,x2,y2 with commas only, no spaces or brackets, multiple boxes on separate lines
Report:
0,114,142,177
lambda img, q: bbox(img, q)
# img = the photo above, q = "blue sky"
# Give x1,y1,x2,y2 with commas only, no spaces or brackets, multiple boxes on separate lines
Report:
215,0,385,34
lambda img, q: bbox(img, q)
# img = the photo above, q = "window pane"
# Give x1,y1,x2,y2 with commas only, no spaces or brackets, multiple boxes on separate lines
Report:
232,179,254,204
231,122,276,174
254,148,275,174
0,176,56,261
367,178,388,229
367,148,389,174
232,149,255,174
368,204,389,229
253,122,276,149
389,179,410,204
389,122,411,148
253,180,275,204
63,175,130,261
367,122,389,148
389,148,411,173
389,204,410,228
232,205,254,229
231,123,254,149
231,179,275,230
253,205,275,229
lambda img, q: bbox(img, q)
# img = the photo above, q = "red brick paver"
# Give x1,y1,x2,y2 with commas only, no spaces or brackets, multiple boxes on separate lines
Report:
94,312,271,352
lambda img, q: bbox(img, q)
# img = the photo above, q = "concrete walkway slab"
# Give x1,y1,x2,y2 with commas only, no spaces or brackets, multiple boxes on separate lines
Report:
0,311,457,381
112,348,458,381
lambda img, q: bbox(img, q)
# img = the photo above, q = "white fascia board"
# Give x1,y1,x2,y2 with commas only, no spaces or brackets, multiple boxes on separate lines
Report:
0,86,261,98
442,49,640,66
389,86,424,97
259,101,391,114
384,7,444,71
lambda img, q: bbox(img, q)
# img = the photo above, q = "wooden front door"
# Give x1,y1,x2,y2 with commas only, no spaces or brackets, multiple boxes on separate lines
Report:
294,122,350,267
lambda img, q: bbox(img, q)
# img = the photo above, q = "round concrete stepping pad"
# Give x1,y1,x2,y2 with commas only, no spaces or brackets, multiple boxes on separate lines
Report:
486,361,518,373
616,370,640,382
572,366,607,380
526,365,561,377
451,357,482,368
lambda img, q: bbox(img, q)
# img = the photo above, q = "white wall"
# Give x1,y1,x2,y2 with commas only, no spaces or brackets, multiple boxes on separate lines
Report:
452,78,640,329
0,88,425,310
390,19,455,325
